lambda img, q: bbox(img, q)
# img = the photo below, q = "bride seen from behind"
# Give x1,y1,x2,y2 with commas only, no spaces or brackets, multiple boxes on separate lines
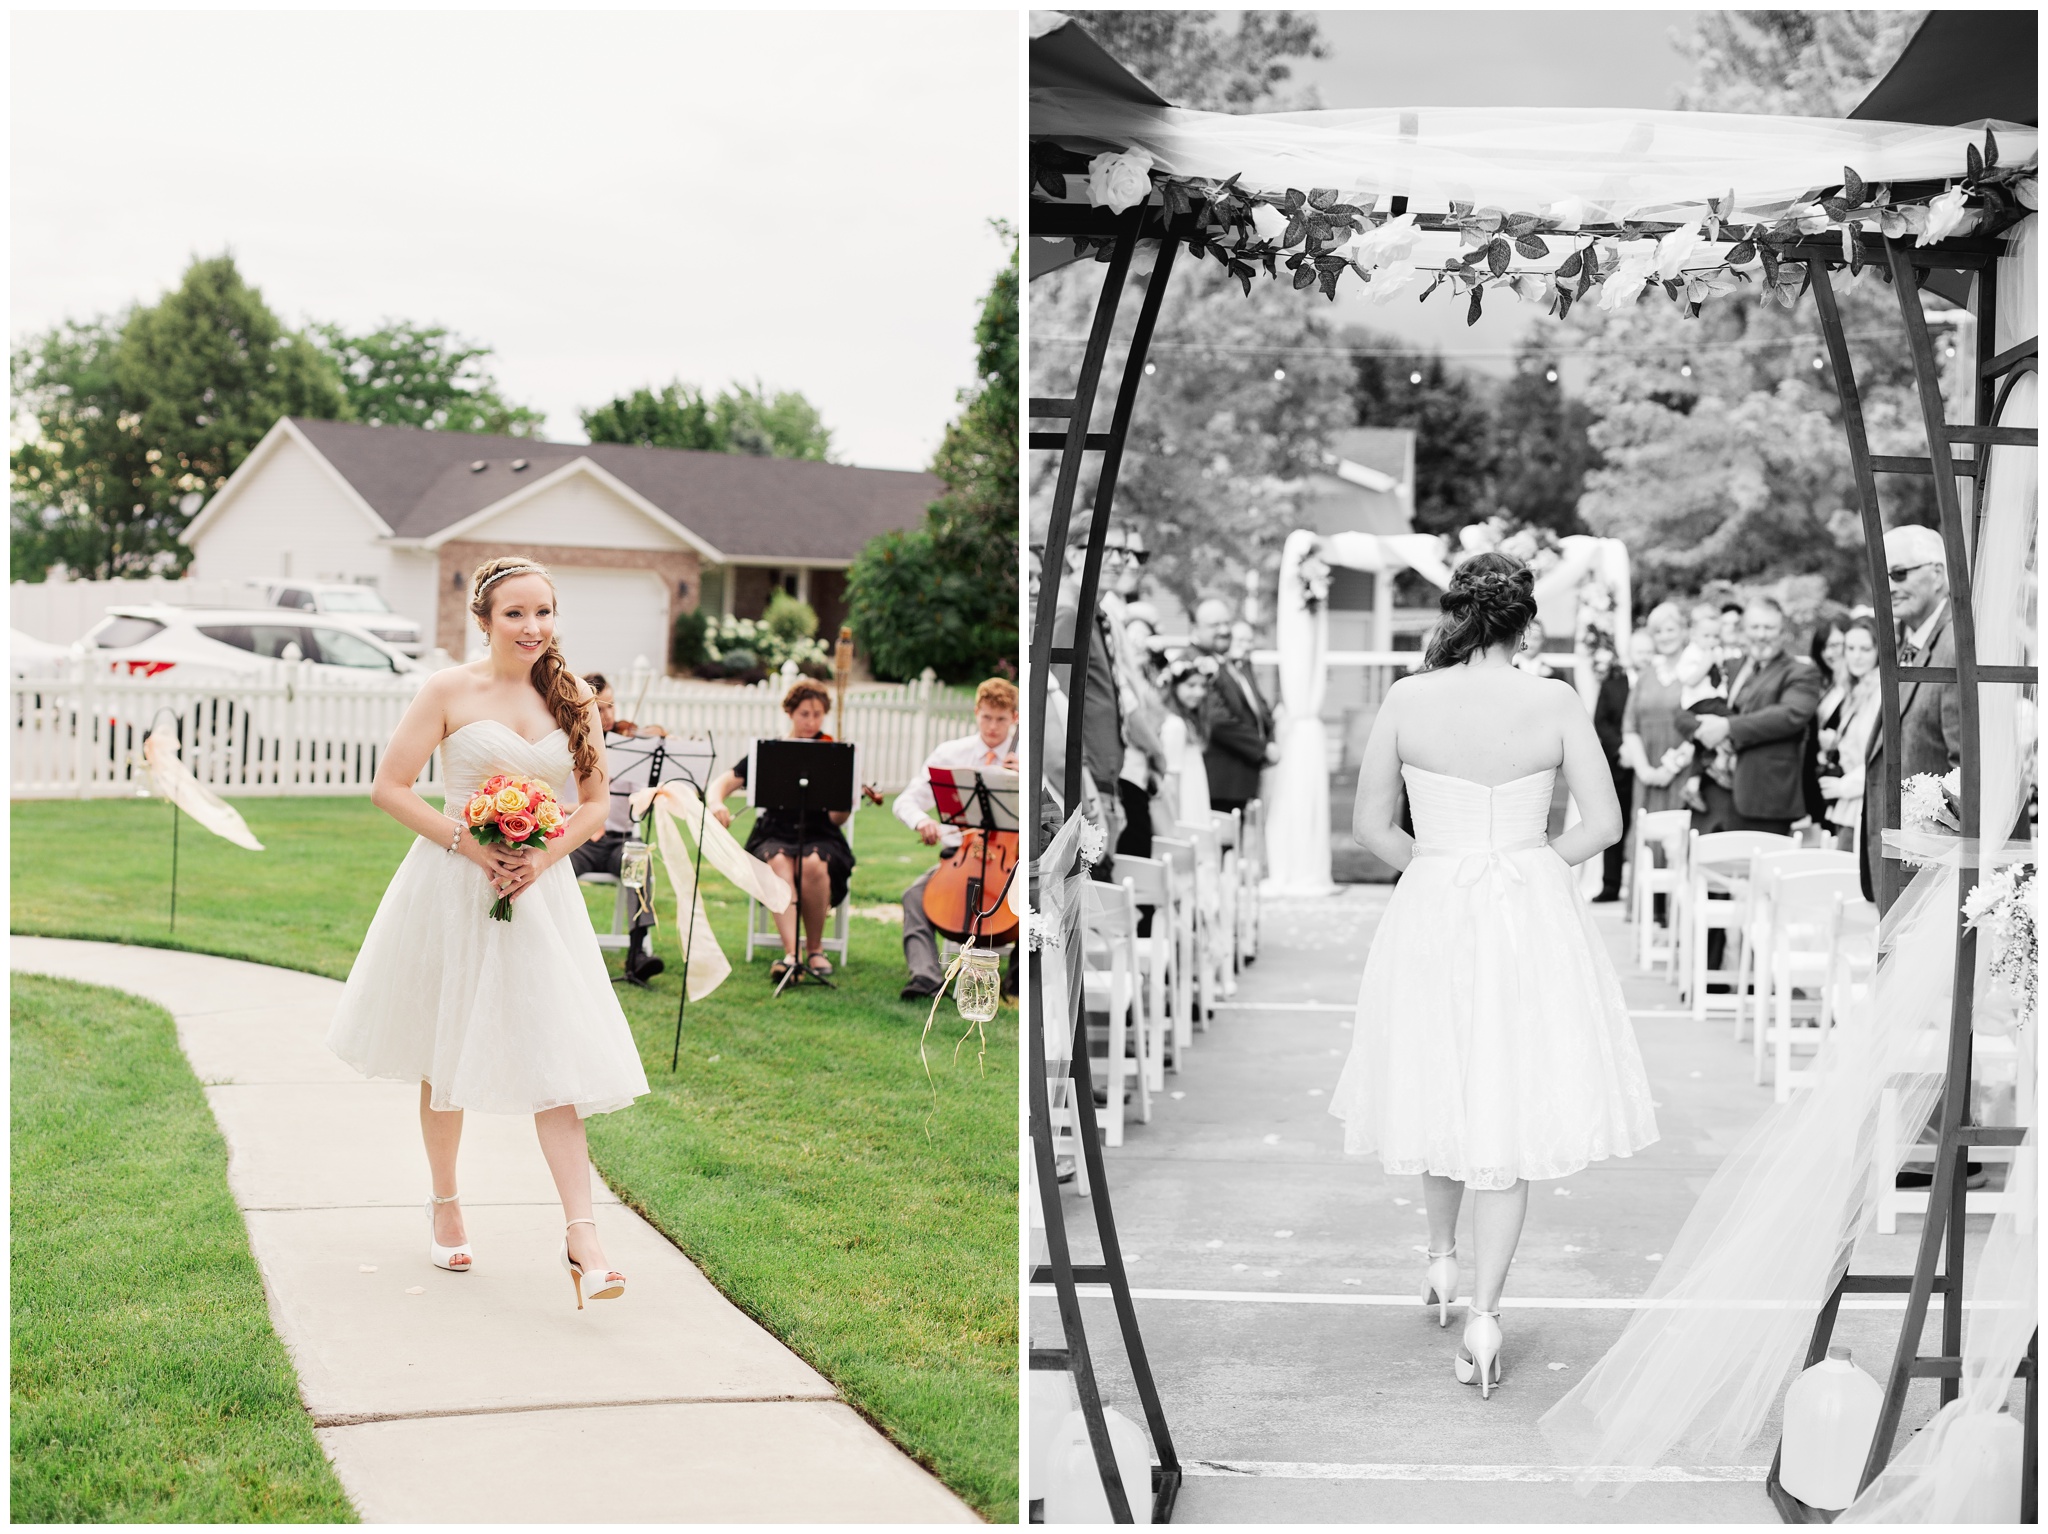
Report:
325,556,651,1309
1330,551,1659,1395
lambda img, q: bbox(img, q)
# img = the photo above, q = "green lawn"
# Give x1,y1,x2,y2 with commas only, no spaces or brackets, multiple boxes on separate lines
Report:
11,796,1018,1519
11,973,357,1522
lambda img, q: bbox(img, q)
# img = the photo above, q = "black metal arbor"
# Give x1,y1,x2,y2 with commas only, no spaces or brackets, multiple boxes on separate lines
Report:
1029,72,2037,1534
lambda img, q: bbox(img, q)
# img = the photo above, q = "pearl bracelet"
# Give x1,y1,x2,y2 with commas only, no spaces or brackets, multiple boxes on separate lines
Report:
444,819,463,854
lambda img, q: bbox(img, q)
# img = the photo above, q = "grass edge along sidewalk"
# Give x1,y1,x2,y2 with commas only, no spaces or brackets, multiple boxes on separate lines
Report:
10,795,1018,1520
11,973,359,1523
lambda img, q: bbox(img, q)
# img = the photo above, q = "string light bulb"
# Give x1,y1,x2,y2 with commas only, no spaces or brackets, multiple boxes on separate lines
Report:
1409,370,1423,385
1272,368,1287,382
1679,363,1693,378
1812,356,1826,370
1143,362,1156,375
1544,368,1559,383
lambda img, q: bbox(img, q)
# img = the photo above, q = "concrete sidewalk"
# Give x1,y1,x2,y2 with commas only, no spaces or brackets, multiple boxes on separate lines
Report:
1033,891,1963,1524
14,937,978,1524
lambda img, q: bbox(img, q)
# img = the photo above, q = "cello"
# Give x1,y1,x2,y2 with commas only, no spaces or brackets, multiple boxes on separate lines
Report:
918,739,1021,945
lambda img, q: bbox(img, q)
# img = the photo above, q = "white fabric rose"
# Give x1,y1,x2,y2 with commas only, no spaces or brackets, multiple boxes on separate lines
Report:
1345,211,1420,267
1085,148,1156,215
1363,259,1420,303
1598,240,1660,312
1656,221,1705,281
1916,186,1978,247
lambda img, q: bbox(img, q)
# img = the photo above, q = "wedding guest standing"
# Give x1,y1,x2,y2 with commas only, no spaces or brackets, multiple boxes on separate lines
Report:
1193,598,1273,817
1861,525,1963,905
1156,656,1216,829
1816,619,1881,852
1801,615,1848,825
1681,597,1822,839
1620,603,1693,815
1051,527,1129,851
1589,642,1633,902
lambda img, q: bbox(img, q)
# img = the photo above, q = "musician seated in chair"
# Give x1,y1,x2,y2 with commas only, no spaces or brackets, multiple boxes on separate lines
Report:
569,672,669,987
895,677,1018,1002
707,678,855,986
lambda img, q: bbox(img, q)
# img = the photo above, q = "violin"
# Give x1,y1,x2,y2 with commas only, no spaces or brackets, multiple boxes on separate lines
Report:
921,828,1020,945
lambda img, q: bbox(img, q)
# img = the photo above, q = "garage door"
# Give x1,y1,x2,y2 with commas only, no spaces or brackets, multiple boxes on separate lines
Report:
543,568,671,682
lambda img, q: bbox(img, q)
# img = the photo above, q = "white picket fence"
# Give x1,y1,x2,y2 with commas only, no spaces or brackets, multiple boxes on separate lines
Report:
11,655,977,800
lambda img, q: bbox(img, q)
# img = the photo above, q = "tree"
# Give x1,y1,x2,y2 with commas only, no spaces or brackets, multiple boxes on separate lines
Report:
848,236,1018,683
12,254,344,579
1491,340,1600,536
312,322,544,436
580,380,832,460
1346,331,1502,538
1063,11,1326,111
1572,10,1933,609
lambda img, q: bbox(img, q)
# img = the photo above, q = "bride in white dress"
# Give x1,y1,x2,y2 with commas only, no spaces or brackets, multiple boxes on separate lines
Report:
327,557,650,1309
1329,552,1658,1395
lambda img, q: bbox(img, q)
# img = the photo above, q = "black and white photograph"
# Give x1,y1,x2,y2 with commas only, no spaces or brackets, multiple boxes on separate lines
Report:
1025,10,2036,1524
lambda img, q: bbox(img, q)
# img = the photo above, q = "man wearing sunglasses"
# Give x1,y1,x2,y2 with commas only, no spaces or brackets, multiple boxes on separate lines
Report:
1861,524,1963,908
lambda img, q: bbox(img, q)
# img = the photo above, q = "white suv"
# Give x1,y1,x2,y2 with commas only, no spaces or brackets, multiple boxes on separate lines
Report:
83,605,422,687
262,581,425,657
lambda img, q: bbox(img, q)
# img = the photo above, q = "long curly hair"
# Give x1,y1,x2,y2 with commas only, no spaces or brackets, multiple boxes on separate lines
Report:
467,557,600,781
1424,551,1539,671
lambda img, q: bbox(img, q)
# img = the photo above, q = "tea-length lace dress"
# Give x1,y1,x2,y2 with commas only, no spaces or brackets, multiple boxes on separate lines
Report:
1329,764,1658,1188
326,719,650,1117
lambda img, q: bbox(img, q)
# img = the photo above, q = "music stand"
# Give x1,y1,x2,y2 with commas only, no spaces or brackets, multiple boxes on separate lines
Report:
749,737,858,996
928,767,1020,943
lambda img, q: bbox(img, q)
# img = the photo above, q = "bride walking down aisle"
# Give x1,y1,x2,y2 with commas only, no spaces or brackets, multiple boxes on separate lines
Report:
1330,552,1660,1394
327,557,650,1309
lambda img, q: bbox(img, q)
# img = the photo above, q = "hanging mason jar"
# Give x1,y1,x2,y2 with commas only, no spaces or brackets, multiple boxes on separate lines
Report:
619,841,652,891
955,948,1002,1023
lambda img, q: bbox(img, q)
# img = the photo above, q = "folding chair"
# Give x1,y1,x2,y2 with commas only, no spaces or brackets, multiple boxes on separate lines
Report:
1754,865,1866,1098
1873,1034,2027,1234
744,812,853,971
1238,798,1265,965
1081,877,1152,1148
1732,848,1856,1045
1040,945,1091,1198
1211,810,1243,989
1112,853,1181,1087
1686,830,1795,1021
1179,817,1235,1007
1629,809,1691,975
1150,835,1202,1048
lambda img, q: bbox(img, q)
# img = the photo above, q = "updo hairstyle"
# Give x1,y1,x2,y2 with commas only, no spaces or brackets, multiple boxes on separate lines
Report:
467,557,600,781
1423,551,1539,671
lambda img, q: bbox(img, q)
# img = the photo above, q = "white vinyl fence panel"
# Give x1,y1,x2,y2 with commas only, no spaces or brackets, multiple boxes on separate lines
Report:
12,656,977,800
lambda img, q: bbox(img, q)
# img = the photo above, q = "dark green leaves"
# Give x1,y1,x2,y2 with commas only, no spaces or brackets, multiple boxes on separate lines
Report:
1514,233,1549,261
1467,285,1484,326
1842,166,1867,205
1966,140,1984,180
1727,240,1757,266
1485,238,1512,277
1555,246,1584,280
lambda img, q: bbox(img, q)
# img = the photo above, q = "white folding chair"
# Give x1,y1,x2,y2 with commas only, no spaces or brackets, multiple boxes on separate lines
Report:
743,812,853,971
1179,818,1234,1009
1150,836,1202,1050
1755,866,1867,1098
1039,944,1091,1198
1238,798,1265,965
1213,811,1243,990
1817,890,1879,1038
1733,848,1856,1046
1686,830,1795,1020
1873,1034,2028,1234
1081,877,1152,1147
1111,854,1180,1088
1630,809,1691,975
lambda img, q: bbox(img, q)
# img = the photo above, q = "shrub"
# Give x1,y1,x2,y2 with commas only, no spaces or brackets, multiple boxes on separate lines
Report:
671,608,708,670
762,590,818,646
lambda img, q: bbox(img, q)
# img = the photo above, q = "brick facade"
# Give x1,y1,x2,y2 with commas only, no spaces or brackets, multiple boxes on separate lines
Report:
436,541,702,669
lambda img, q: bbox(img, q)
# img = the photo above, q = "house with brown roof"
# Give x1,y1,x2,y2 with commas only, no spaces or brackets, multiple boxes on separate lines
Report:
180,417,941,677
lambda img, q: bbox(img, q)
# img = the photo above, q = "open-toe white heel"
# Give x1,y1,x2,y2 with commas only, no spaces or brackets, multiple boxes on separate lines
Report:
561,1217,625,1310
425,1192,473,1273
1420,1243,1459,1328
1455,1307,1503,1398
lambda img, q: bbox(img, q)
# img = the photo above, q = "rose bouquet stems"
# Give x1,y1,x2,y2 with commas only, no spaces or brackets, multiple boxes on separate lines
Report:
464,774,567,920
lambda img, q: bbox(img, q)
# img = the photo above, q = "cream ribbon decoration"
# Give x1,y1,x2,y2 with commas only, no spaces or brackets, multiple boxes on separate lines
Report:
628,781,792,1001
143,732,264,851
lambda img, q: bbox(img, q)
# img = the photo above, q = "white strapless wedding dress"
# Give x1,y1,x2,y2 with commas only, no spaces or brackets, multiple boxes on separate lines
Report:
326,720,650,1117
1329,764,1658,1189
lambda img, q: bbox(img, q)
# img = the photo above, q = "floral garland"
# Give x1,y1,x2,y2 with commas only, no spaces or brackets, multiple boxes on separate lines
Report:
1041,127,2036,325
1963,862,2037,1030
1900,769,1963,864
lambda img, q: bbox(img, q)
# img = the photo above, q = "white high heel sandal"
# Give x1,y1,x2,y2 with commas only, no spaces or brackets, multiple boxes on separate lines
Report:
560,1217,626,1310
1455,1307,1504,1398
1420,1243,1459,1328
425,1192,473,1273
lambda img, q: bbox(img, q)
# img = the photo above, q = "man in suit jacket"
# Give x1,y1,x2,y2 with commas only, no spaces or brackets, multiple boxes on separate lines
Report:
1683,597,1822,838
1192,597,1274,815
1861,524,1964,908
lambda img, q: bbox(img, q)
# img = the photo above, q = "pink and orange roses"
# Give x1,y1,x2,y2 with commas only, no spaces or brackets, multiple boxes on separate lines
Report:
464,773,566,921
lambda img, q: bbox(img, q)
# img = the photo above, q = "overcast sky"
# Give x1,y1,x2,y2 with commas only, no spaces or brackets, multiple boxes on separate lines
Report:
1297,10,1697,371
11,10,1019,470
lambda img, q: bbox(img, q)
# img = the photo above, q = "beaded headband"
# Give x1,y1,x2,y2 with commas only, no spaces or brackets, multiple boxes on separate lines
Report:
474,562,547,599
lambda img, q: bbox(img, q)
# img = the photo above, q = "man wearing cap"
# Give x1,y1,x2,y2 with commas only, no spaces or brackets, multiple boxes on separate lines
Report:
1862,524,1964,908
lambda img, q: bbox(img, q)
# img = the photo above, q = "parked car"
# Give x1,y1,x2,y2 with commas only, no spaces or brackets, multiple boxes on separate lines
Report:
10,627,74,680
259,580,425,657
81,606,423,687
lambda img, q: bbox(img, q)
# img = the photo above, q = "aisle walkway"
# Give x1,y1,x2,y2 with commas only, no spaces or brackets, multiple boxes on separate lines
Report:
1036,890,1952,1524
13,937,975,1524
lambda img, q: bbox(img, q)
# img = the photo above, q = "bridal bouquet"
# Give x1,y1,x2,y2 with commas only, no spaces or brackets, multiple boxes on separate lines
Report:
465,774,566,920
1900,769,1962,866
